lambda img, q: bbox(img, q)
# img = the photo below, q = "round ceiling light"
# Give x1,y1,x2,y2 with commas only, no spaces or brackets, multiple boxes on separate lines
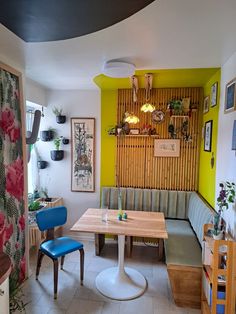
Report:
102,61,135,78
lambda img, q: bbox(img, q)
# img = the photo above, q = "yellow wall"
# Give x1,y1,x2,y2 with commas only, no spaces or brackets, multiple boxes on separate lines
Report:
198,70,221,207
100,90,117,187
99,68,221,193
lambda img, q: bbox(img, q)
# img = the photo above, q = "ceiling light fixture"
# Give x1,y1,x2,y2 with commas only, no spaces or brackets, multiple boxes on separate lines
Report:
141,73,155,113
102,61,135,78
124,112,140,124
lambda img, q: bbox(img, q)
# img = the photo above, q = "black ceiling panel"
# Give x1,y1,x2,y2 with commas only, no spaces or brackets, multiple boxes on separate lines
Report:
0,0,155,42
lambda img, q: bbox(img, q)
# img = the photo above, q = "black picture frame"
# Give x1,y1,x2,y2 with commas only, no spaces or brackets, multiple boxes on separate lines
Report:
211,82,218,107
225,78,236,113
204,120,213,152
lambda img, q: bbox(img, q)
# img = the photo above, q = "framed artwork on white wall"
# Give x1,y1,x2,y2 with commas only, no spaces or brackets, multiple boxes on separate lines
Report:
71,117,95,192
225,77,236,113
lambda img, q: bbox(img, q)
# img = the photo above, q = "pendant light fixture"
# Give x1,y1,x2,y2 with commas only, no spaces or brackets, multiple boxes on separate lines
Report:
124,112,140,124
141,73,155,113
124,75,140,124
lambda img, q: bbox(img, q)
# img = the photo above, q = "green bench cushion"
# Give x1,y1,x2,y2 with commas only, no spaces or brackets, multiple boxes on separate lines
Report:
164,219,202,267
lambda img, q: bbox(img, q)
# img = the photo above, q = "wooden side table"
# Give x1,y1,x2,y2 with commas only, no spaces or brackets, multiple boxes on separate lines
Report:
29,197,64,249
0,253,12,314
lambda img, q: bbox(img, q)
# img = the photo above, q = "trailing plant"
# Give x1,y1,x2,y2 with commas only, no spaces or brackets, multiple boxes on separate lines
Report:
28,200,41,211
213,181,235,236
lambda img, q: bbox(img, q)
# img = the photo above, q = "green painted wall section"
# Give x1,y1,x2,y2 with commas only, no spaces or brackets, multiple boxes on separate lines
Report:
100,90,117,187
198,70,221,207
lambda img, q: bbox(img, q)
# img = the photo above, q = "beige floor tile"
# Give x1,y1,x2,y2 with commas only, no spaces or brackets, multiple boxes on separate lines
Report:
119,295,153,314
66,298,104,314
101,302,120,314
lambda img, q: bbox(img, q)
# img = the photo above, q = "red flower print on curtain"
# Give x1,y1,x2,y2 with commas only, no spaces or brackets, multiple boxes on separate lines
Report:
6,157,24,201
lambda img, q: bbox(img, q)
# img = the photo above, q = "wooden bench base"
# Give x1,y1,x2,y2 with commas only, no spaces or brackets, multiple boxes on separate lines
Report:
167,264,201,309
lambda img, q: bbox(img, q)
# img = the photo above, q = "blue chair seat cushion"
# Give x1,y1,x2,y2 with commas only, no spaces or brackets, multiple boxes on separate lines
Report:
40,237,83,259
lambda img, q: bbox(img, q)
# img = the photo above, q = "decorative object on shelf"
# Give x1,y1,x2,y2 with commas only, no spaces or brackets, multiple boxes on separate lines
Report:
52,107,66,124
181,119,192,142
168,99,183,115
224,77,236,113
168,123,177,139
124,112,139,124
51,136,64,161
141,73,155,113
140,124,151,135
204,120,213,152
130,75,138,102
37,160,48,169
122,212,127,220
62,138,69,144
203,95,210,114
40,128,54,141
213,181,236,238
71,117,95,192
40,187,52,202
129,128,140,135
154,139,180,157
182,97,190,113
151,109,165,124
211,81,218,107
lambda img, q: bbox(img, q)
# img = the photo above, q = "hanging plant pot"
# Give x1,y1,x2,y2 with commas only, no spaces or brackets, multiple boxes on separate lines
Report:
50,150,64,161
37,160,48,169
62,138,69,145
40,130,54,141
56,115,66,124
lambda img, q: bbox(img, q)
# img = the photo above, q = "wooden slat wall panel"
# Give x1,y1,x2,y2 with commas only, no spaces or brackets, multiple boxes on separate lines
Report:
116,87,202,191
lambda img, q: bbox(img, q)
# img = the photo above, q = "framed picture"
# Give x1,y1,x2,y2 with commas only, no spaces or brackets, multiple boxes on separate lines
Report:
211,82,218,107
203,96,210,114
204,120,213,152
71,117,95,192
224,77,236,113
154,139,180,157
129,128,140,135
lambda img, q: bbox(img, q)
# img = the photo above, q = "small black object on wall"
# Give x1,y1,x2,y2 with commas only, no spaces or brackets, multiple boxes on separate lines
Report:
62,138,69,144
56,115,66,124
40,130,54,141
37,161,48,169
50,150,64,161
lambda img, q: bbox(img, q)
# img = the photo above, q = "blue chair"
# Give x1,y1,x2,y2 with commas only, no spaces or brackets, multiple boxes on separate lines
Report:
35,206,84,299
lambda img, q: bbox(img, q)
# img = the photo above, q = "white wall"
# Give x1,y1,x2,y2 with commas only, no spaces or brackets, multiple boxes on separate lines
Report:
36,90,101,234
25,78,48,106
216,50,236,236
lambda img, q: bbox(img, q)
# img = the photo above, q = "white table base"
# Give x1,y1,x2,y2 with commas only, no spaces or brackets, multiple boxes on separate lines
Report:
95,234,147,300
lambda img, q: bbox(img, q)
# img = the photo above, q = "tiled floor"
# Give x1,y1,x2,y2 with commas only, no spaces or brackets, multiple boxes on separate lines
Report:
21,241,200,314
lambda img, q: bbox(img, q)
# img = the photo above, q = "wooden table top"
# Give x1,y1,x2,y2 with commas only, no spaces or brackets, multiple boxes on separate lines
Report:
0,252,12,285
71,208,168,239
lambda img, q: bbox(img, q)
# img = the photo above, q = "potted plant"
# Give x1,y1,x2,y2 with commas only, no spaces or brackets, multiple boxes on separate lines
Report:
52,107,66,124
40,127,54,141
40,187,52,202
51,136,64,161
168,99,183,115
213,181,235,239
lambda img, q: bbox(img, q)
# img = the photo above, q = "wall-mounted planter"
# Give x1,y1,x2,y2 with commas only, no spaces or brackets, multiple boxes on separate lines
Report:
56,115,66,124
40,130,54,141
62,138,69,145
37,160,48,169
50,150,64,161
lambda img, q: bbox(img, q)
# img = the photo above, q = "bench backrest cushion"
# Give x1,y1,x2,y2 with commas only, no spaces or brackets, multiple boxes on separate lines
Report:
101,187,192,219
188,192,213,247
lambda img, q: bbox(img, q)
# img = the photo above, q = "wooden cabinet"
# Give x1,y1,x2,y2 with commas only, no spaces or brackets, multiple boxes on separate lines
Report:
202,224,236,314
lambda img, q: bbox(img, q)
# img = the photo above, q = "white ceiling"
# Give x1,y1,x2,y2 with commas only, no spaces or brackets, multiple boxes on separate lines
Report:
2,0,236,90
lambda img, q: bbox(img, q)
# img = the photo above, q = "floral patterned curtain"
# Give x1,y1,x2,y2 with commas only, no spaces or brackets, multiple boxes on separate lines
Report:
0,66,26,283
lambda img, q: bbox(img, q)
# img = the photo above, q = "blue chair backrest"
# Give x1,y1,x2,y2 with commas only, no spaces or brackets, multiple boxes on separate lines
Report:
36,206,67,231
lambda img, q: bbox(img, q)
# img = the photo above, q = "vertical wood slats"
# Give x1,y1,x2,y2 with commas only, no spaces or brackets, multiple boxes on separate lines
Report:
116,87,202,191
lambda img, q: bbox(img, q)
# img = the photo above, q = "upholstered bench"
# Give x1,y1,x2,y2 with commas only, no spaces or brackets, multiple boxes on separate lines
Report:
99,187,214,309
165,192,213,308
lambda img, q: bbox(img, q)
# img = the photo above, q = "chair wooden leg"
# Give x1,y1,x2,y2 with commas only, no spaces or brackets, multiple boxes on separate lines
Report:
95,233,105,255
61,256,65,270
53,259,59,299
36,250,44,280
79,248,84,285
158,239,164,261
